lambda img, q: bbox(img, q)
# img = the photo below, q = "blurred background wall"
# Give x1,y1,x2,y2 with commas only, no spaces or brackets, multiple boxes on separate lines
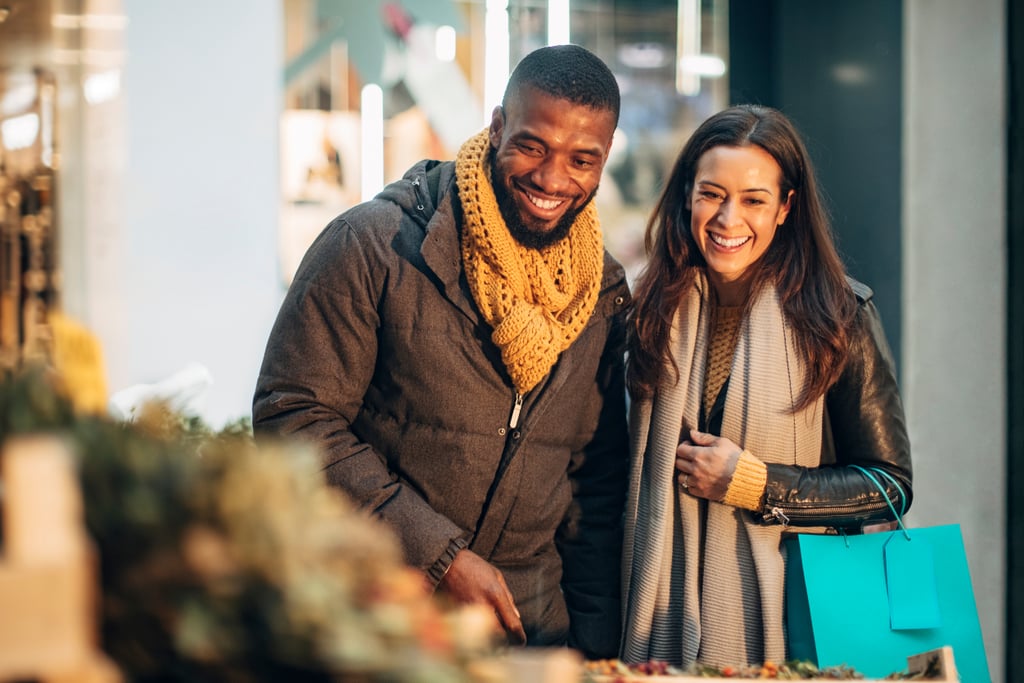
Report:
115,0,284,427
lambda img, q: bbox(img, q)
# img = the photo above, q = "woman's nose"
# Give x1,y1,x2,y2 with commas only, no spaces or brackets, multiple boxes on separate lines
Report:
715,199,742,228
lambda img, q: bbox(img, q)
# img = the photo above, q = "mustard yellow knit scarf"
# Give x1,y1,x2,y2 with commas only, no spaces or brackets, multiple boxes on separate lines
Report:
455,129,604,394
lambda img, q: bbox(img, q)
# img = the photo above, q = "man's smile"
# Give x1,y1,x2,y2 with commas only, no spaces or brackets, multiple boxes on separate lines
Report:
525,190,566,211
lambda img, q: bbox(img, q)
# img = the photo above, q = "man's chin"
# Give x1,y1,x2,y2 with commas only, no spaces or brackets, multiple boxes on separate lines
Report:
508,217,573,250
519,217,561,238
514,206,563,236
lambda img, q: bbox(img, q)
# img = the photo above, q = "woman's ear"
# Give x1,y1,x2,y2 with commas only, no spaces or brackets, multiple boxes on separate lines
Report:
777,189,795,226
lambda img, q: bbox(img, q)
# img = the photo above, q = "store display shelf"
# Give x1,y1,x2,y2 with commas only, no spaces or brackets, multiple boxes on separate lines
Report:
581,647,957,682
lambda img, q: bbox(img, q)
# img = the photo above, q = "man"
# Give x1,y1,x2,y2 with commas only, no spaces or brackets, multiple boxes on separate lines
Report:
253,44,628,658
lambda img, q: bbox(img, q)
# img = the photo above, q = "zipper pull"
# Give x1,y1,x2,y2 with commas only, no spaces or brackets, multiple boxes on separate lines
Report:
509,393,524,429
770,507,791,527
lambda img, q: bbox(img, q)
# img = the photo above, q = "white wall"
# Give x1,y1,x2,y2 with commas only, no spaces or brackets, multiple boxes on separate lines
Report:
106,0,284,426
903,1,1006,680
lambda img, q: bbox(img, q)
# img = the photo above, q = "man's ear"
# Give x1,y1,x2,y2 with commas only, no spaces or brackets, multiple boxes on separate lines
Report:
488,105,504,148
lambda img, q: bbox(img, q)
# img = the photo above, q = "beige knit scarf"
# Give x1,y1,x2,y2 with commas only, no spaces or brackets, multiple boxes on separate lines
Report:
621,274,824,668
455,129,604,394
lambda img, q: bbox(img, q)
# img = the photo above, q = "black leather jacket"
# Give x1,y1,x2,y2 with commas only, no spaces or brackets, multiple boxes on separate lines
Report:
707,281,912,531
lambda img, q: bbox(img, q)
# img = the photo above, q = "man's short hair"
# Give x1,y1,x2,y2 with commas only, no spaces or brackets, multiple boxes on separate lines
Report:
503,44,620,125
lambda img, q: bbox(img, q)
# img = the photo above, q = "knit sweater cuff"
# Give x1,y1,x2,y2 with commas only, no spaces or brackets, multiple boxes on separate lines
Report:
721,450,768,511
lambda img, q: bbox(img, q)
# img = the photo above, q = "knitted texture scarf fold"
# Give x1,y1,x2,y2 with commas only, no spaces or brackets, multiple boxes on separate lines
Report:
455,129,604,394
621,275,824,668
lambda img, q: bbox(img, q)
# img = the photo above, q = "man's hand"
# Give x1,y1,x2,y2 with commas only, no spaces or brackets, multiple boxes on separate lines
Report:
438,549,527,646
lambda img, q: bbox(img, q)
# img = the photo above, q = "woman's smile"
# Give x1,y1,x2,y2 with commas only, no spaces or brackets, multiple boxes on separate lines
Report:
707,233,751,249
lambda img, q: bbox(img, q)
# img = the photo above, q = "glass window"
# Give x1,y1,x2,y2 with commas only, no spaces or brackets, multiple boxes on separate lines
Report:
280,0,729,282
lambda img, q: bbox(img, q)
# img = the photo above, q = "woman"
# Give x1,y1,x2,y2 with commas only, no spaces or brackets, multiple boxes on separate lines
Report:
620,105,912,668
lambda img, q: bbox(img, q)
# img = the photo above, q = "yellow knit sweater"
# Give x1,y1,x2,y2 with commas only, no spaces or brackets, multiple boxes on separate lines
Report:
704,307,768,511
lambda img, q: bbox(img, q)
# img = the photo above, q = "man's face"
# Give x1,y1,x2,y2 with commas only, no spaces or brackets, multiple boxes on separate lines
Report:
488,85,616,249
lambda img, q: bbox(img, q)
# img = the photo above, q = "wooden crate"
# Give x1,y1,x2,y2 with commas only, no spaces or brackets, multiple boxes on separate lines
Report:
0,435,120,683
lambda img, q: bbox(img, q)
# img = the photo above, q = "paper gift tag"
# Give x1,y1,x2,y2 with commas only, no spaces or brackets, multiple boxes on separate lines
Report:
883,531,942,630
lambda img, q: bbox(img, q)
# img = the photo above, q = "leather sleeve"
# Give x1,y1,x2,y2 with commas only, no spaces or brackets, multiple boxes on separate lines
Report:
757,297,913,530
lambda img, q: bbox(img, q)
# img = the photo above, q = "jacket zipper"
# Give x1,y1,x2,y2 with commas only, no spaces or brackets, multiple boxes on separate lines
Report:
769,497,896,527
508,392,524,429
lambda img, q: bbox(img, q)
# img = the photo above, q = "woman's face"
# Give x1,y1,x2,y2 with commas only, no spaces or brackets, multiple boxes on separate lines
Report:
688,144,793,304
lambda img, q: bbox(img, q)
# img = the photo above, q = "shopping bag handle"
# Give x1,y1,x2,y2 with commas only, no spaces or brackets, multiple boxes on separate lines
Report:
849,465,910,540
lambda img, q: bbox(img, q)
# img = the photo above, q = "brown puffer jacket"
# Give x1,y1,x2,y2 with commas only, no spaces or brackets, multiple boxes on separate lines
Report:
253,158,631,658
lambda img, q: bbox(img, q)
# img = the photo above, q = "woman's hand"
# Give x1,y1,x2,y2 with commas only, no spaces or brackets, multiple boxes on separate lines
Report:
675,429,742,500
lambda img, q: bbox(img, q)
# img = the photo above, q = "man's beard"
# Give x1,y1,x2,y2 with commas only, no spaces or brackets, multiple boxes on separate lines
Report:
490,156,596,250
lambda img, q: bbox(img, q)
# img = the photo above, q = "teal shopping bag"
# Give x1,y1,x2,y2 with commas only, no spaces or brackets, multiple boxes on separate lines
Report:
783,468,990,682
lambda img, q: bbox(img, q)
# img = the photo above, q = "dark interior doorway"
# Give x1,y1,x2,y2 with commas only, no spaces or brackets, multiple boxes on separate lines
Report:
728,0,903,371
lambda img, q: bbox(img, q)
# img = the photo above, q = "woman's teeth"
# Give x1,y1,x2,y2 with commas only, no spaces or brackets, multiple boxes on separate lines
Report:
710,233,750,248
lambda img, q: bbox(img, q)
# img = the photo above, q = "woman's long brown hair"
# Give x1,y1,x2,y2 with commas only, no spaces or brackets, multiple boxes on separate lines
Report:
626,104,858,410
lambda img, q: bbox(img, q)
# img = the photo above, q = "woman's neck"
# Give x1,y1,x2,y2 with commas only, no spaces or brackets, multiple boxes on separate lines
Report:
710,273,752,307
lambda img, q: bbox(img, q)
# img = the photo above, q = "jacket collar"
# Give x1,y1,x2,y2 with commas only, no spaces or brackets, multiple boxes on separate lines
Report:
417,162,479,322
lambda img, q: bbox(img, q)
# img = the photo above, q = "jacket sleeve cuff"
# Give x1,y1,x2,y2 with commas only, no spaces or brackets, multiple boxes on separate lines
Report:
721,449,767,511
426,535,469,588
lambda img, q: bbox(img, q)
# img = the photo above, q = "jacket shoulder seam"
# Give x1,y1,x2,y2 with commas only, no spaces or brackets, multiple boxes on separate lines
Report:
845,276,873,304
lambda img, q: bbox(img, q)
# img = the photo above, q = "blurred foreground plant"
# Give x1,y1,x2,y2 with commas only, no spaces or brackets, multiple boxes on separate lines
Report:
0,367,501,682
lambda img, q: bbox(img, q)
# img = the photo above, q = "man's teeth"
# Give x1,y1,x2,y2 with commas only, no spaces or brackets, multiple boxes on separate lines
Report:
527,192,563,210
710,233,749,248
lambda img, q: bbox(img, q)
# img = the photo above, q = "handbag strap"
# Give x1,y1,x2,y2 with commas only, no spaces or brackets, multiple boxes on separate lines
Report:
867,466,908,517
849,464,910,540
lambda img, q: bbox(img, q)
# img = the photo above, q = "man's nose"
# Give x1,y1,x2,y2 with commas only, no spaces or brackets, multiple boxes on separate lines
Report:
529,157,570,195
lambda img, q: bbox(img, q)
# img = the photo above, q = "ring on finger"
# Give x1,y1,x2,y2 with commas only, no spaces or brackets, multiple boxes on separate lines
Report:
682,474,689,490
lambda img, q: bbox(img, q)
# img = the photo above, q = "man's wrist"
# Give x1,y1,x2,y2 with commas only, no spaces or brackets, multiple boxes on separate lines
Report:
427,534,470,588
